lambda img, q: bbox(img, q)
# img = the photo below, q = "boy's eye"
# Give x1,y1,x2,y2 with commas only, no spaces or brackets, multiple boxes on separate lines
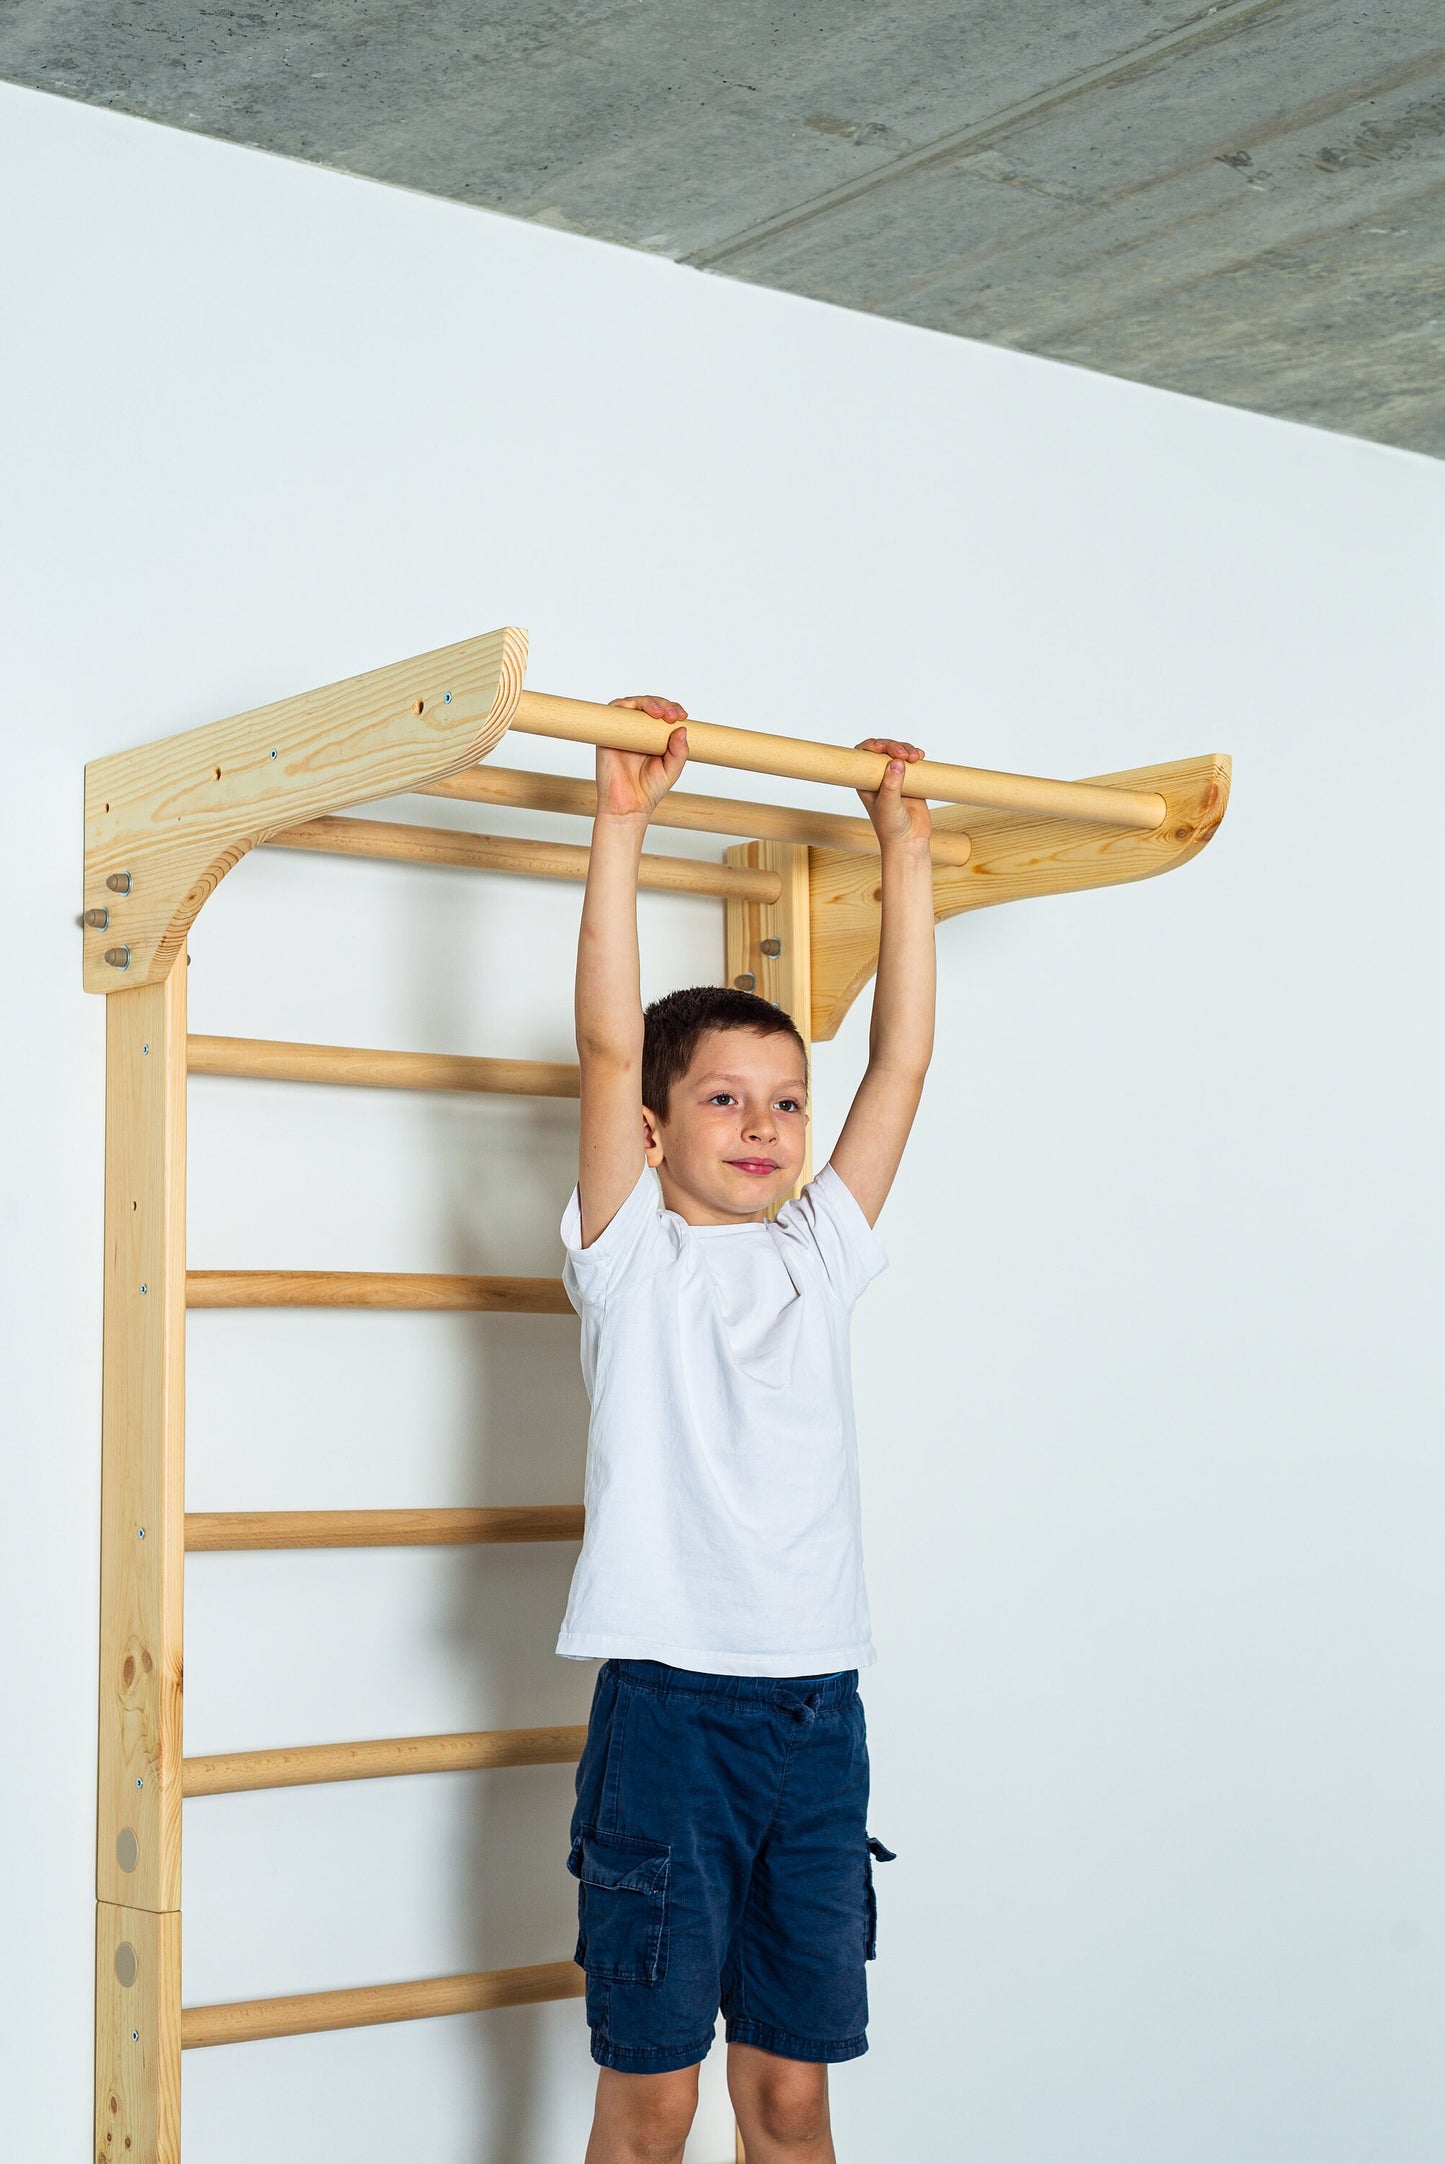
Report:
777,1100,802,1114
707,1092,736,1106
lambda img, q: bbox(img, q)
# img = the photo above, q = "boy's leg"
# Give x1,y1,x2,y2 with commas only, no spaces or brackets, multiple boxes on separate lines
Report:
585,2062,701,2164
726,2042,835,2160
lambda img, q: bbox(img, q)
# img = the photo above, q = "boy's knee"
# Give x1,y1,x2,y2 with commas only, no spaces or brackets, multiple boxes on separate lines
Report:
592,2063,699,2161
734,2055,831,2149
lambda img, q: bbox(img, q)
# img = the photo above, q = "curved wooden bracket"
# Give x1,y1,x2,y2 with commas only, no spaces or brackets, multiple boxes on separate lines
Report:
82,625,528,991
809,752,1231,1041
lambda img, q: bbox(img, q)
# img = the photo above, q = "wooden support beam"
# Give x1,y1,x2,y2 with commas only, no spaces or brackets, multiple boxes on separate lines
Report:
184,1723,588,1796
510,690,1167,829
83,625,527,992
185,1505,585,1550
96,963,188,2164
182,1960,585,2049
96,1900,182,2164
264,814,782,902
188,1034,581,1096
186,1271,573,1312
809,754,1232,1040
418,762,975,868
725,839,815,1204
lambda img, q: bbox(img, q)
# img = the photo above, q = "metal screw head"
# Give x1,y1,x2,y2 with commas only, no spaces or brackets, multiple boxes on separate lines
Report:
104,946,131,970
733,973,756,991
270,748,278,759
84,906,109,929
760,937,782,957
139,1284,148,1295
137,1527,146,1539
142,1044,149,1054
444,692,452,703
106,871,132,895
135,1777,144,1789
132,2031,139,2042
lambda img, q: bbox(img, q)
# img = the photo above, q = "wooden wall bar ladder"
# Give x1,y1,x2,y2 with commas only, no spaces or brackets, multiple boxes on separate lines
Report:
84,625,1228,2161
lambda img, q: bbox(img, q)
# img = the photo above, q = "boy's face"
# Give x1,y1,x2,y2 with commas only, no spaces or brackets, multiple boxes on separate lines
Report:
644,1026,809,1224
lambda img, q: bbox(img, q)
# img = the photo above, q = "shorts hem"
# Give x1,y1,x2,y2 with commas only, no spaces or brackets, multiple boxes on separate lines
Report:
589,2028,717,2074
723,2016,868,2064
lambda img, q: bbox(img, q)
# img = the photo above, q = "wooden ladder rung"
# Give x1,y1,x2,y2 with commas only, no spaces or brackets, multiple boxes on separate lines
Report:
188,1034,580,1096
184,1724,587,1796
185,1505,585,1551
416,760,977,867
186,1271,572,1311
263,814,783,902
181,1960,585,2048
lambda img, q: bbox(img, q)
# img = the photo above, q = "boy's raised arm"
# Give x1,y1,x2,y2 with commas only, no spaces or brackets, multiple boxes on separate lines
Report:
828,740,937,1228
575,697,689,1249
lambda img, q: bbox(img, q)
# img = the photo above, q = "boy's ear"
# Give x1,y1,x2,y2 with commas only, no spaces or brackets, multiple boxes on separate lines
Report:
641,1105,665,1167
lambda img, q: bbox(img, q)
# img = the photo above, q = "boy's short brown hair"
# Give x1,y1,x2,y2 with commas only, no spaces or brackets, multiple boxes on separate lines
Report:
642,985,808,1121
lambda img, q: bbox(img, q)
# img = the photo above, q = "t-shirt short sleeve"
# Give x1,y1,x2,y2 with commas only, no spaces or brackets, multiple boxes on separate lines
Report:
560,1162,668,1311
773,1160,889,1310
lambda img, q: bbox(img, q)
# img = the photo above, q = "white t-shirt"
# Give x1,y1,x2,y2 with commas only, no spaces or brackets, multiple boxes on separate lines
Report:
555,1159,889,1676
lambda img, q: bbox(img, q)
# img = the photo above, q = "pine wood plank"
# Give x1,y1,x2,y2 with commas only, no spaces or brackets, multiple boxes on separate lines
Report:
82,625,527,991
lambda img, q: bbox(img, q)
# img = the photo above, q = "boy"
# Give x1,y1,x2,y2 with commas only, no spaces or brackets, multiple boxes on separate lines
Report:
559,692,936,2164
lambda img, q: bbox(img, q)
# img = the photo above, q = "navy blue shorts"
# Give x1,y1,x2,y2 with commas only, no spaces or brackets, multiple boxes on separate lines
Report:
567,1658,896,2074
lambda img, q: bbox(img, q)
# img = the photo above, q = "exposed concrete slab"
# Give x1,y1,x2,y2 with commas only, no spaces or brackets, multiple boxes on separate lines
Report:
3,0,1441,454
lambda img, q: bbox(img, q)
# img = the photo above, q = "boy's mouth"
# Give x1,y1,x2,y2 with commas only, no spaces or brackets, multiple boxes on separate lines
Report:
727,1157,779,1176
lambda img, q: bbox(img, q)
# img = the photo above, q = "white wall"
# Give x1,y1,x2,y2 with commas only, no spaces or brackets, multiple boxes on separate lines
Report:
3,79,1443,2164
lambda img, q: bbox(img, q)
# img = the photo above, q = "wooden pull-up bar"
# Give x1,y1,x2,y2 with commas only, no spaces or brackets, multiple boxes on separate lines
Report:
512,689,1168,831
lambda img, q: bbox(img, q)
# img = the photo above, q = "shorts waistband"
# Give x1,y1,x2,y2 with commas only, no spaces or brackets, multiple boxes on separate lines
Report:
607,1658,859,1713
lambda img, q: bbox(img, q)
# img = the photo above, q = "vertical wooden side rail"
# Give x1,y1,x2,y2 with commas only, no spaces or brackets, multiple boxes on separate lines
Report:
95,960,188,2164
725,839,814,1196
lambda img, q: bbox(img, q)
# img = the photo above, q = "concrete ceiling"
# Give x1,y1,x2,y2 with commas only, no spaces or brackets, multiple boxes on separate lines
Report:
5,1,1442,457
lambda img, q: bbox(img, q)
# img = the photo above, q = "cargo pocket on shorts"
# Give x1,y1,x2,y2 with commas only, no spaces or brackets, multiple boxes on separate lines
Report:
567,1827,672,1985
864,1834,897,1962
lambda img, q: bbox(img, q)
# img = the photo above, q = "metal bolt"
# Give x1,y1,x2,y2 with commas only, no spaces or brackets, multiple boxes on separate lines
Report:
132,2031,139,2042
142,1044,149,1055
84,907,109,929
104,946,131,971
135,1777,144,1789
140,1284,148,1295
760,937,782,957
444,692,452,703
733,973,756,991
107,871,132,895
270,748,278,759
137,1527,145,1539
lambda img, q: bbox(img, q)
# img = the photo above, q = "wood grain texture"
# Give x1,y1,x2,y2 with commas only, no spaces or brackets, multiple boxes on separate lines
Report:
809,754,1231,1040
188,1034,581,1096
512,690,1167,826
264,812,783,901
725,839,814,1203
97,969,187,1914
419,761,975,866
82,624,527,991
181,1960,585,2048
185,1505,585,1550
96,1901,182,2164
186,1270,573,1312
184,1723,588,1795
